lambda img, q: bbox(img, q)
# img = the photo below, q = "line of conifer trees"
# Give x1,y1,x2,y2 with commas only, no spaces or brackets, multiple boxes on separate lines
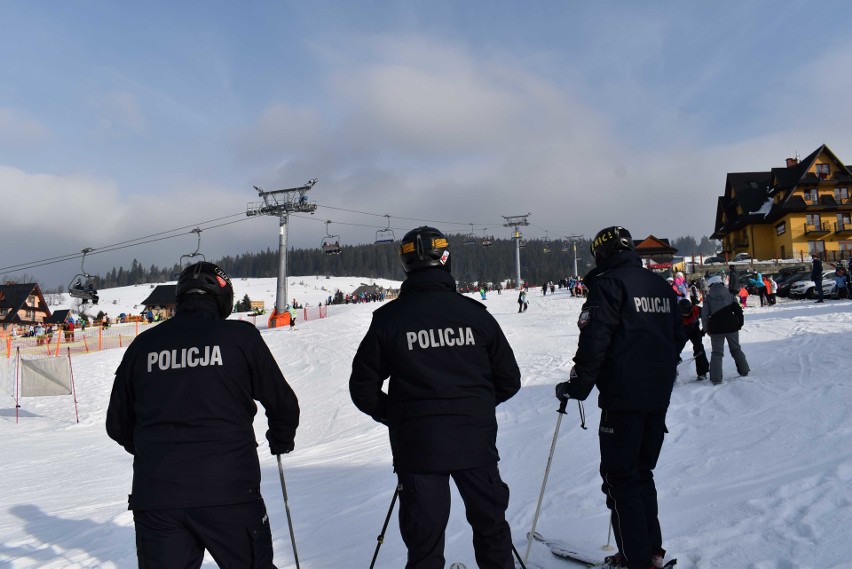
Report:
88,234,716,289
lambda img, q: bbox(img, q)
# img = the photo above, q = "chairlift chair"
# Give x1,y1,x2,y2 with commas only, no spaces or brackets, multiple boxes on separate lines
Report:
375,214,395,244
321,221,342,255
178,227,206,270
463,224,478,246
481,235,494,248
543,232,551,254
67,248,99,304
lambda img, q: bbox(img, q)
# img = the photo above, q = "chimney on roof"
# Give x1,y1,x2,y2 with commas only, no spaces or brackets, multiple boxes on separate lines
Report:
786,157,799,168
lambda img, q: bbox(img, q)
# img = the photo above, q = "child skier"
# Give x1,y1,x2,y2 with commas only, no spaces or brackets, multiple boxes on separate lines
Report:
678,299,710,381
738,286,749,307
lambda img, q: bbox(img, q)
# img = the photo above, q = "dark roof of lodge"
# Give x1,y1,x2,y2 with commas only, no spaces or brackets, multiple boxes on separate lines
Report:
140,284,178,306
46,309,72,324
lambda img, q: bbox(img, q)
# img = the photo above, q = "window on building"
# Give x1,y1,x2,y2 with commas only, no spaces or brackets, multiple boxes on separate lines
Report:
806,214,821,226
838,213,851,225
816,163,830,179
26,309,34,319
836,187,849,203
775,221,786,236
839,240,852,252
808,241,826,255
805,188,818,202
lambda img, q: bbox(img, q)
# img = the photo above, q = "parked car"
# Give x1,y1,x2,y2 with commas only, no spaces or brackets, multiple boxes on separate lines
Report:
703,255,726,264
789,271,837,299
776,272,811,297
732,253,752,262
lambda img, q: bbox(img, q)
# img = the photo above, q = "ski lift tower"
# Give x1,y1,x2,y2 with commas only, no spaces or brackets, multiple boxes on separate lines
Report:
502,213,531,288
564,234,583,277
247,179,317,327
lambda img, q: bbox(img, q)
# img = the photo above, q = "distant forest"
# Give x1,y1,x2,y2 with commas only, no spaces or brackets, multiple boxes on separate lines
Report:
76,233,716,291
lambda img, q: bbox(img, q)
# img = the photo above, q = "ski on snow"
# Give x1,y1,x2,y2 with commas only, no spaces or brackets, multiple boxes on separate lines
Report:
529,531,677,568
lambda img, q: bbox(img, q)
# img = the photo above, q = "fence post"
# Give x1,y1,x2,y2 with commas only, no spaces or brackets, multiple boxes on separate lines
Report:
98,326,103,351
5,336,10,359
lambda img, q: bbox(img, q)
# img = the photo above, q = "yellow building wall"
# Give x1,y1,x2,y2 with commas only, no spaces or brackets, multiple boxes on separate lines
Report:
751,225,776,259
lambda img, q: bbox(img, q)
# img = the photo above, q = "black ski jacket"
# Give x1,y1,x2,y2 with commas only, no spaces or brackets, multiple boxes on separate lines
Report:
565,250,685,411
349,269,521,473
106,297,300,510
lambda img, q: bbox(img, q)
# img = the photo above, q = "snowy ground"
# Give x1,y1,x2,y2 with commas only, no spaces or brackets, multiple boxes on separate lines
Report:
1,277,851,568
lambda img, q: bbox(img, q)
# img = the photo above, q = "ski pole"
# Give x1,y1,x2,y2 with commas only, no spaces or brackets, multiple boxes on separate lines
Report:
512,543,528,569
276,455,300,569
523,398,568,564
370,483,401,569
603,520,614,551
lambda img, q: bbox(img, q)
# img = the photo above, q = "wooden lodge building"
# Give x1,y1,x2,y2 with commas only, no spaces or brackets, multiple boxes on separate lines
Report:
712,144,852,263
0,283,52,335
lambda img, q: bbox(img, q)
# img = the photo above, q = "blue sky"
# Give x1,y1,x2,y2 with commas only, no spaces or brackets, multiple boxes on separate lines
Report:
3,1,852,287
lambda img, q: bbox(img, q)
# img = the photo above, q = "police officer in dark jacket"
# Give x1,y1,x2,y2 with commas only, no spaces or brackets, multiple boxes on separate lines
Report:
555,226,684,569
350,226,521,569
811,255,824,303
106,262,300,569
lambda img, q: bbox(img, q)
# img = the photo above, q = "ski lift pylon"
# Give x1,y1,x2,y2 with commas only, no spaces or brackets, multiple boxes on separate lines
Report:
375,214,395,244
67,247,99,304
321,220,342,255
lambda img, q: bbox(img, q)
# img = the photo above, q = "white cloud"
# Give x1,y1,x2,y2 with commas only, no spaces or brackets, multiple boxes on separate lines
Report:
0,108,51,146
94,91,146,134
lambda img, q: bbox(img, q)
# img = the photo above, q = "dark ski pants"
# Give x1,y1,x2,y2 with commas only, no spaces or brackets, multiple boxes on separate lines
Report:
686,328,710,376
599,409,667,569
397,464,514,569
133,498,276,569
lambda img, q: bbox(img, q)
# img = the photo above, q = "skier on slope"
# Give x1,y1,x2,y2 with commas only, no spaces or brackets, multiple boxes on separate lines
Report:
554,226,684,569
106,262,300,568
350,226,521,569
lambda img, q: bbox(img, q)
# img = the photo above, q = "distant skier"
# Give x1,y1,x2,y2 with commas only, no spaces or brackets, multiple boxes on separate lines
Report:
106,262,300,568
288,304,297,330
518,289,528,312
350,226,521,569
555,226,683,569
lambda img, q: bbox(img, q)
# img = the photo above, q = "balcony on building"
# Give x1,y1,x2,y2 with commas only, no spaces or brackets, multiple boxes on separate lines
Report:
834,221,852,236
804,222,831,235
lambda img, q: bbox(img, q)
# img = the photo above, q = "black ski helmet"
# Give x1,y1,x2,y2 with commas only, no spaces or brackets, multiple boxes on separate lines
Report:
176,261,234,318
678,298,693,316
590,225,635,263
399,226,451,274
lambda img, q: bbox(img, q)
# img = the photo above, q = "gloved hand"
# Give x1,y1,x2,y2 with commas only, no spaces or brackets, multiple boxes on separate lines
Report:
555,382,571,402
555,366,579,402
270,439,295,455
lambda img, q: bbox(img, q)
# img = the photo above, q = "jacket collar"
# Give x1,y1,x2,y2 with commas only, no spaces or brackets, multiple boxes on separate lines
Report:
176,295,221,318
584,250,643,286
400,269,457,295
